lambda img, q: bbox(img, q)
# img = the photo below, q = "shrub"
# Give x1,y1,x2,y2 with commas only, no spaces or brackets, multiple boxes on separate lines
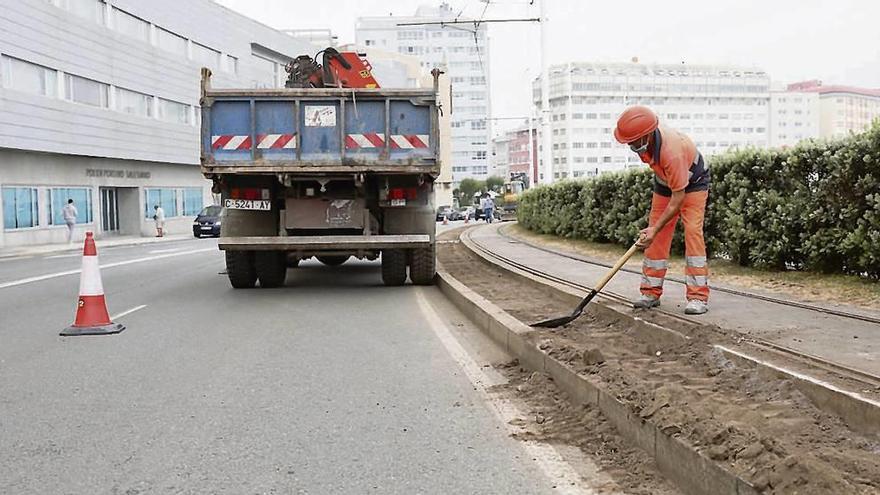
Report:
517,123,880,278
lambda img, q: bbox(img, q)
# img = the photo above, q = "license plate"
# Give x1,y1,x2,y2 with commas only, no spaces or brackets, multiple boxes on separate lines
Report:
201,226,213,230
390,199,406,207
224,199,271,210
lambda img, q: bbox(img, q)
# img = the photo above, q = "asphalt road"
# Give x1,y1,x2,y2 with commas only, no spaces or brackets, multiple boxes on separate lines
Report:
0,236,564,494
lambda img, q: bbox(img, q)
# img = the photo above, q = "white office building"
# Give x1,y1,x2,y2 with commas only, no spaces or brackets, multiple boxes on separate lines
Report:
0,0,316,248
769,89,820,148
355,3,491,183
533,62,771,181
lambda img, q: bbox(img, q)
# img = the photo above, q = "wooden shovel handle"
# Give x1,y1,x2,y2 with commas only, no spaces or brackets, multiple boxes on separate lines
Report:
593,244,640,293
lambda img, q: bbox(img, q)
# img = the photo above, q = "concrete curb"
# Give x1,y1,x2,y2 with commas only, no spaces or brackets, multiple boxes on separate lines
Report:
435,266,760,495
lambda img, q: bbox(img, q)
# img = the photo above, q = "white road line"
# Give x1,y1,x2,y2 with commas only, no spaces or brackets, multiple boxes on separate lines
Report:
0,248,216,290
414,288,597,495
111,304,147,320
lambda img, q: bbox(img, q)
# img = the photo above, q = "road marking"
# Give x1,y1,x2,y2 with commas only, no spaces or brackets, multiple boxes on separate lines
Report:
111,304,147,320
0,248,215,290
414,288,598,495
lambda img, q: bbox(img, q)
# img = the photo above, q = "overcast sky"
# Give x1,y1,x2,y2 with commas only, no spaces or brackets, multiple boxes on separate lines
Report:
216,0,880,134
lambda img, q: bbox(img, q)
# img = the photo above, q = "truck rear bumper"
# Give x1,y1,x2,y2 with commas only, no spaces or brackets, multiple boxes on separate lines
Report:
218,235,432,251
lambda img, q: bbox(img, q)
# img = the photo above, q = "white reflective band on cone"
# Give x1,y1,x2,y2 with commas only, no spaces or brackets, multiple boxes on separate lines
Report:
79,256,105,296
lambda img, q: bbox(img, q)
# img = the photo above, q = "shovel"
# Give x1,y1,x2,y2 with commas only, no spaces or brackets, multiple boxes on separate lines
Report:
531,243,641,328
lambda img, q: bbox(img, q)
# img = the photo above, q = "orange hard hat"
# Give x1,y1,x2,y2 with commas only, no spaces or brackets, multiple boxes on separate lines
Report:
614,106,659,144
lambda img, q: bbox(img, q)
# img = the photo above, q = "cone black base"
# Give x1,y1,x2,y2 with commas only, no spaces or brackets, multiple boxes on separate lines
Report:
60,323,125,337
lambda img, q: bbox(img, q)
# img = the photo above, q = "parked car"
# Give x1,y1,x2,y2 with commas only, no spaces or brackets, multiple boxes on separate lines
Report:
193,205,223,238
436,205,456,221
460,206,476,221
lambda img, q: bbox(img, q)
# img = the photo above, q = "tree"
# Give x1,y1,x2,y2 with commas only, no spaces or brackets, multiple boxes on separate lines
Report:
458,178,484,205
486,175,505,192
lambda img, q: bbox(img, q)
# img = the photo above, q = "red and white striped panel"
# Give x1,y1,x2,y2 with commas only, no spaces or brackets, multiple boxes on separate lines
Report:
389,134,429,149
345,133,386,149
345,134,430,149
256,134,297,149
212,135,252,151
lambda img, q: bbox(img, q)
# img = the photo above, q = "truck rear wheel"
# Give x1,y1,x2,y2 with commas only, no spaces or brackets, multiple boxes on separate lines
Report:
409,245,436,285
317,255,349,266
225,251,257,289
381,249,407,286
255,251,287,288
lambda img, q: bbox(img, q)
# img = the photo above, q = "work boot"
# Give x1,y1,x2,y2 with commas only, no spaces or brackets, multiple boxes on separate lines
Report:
632,295,660,309
685,300,708,315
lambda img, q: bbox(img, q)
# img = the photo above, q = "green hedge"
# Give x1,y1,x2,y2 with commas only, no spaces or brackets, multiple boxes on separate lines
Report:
518,123,880,278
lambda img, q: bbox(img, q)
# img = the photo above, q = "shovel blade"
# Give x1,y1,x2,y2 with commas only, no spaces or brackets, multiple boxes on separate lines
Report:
530,313,579,328
530,290,598,328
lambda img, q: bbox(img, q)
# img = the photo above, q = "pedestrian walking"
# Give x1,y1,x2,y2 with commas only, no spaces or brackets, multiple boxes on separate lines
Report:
62,199,78,243
614,106,710,315
486,195,495,224
153,205,166,237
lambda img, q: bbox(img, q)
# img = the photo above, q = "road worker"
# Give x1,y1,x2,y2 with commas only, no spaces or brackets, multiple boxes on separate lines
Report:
614,106,710,315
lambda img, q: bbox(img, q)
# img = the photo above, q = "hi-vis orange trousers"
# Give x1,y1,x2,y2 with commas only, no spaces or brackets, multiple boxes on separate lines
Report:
641,190,710,302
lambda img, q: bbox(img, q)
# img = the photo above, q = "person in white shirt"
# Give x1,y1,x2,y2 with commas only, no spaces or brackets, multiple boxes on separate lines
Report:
62,199,78,243
153,205,166,237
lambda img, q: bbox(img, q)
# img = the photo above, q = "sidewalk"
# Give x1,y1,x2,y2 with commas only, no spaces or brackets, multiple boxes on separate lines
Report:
469,223,880,376
0,234,194,259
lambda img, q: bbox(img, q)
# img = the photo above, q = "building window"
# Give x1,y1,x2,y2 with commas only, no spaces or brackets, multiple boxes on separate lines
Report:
49,188,93,225
226,55,239,75
474,151,487,160
145,188,178,218
116,87,152,118
64,74,109,108
182,188,204,216
470,120,486,130
2,187,39,230
2,56,58,97
158,98,190,125
63,0,105,24
157,28,188,58
192,42,221,69
113,8,150,43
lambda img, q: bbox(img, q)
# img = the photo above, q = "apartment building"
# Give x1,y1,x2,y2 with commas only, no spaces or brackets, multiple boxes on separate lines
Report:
533,62,771,181
355,3,491,183
788,80,880,139
769,89,820,148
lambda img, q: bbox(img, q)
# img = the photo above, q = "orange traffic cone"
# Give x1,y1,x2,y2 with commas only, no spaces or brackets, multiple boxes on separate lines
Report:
442,215,448,225
60,232,124,336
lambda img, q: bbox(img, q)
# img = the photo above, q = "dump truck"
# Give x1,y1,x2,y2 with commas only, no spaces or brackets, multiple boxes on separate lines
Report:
199,51,441,288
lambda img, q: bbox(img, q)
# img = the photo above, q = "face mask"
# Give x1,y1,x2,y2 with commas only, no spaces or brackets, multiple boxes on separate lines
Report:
630,140,648,154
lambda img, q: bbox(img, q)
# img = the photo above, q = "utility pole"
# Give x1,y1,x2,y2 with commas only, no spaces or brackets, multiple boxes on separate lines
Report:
539,0,553,185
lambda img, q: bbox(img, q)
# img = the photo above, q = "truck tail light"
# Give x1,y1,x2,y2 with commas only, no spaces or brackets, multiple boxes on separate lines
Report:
389,188,418,200
230,188,270,200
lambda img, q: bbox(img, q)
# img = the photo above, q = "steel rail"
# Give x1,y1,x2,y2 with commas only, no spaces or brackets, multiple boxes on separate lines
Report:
495,226,880,326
